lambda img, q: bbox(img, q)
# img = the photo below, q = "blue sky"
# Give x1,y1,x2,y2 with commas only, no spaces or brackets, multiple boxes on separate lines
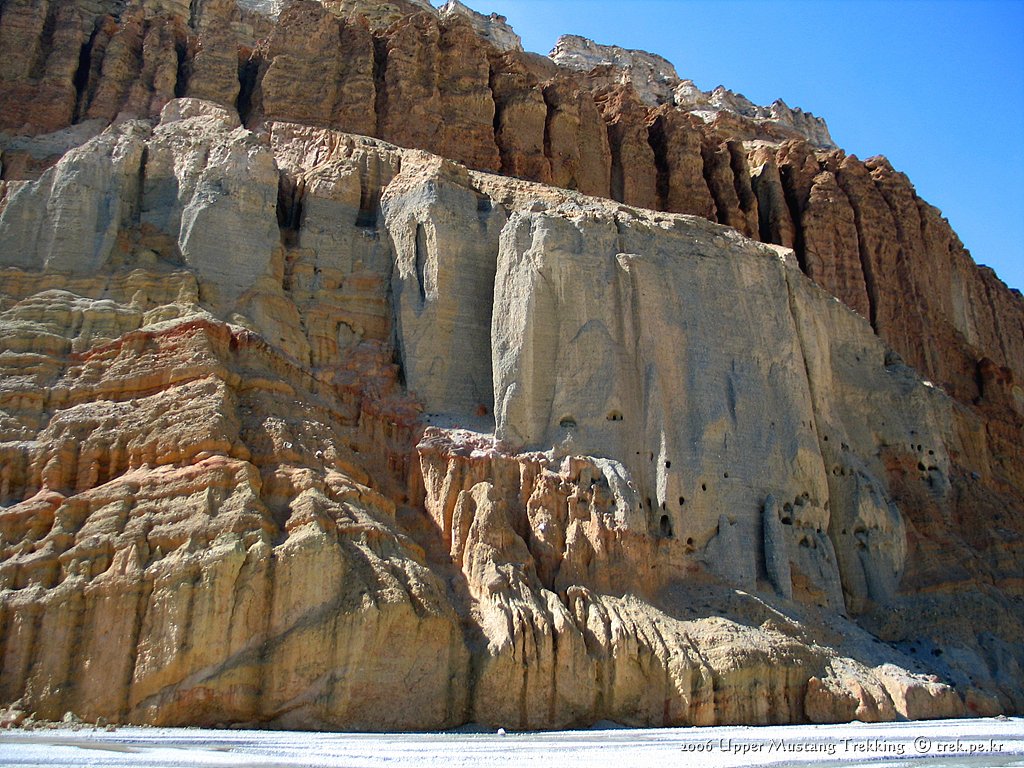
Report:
452,0,1024,291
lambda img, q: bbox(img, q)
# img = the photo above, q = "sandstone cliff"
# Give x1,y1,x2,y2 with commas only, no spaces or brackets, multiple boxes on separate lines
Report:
0,0,1022,731
2,0,1019,415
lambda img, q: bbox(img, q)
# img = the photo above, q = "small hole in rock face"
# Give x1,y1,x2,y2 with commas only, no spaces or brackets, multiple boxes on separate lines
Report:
918,462,926,472
665,460,671,469
823,435,829,442
606,411,623,422
679,496,685,506
645,497,652,510
701,483,707,492
928,449,934,456
686,537,694,547
559,417,577,429
931,648,943,657
723,472,729,478
659,515,673,537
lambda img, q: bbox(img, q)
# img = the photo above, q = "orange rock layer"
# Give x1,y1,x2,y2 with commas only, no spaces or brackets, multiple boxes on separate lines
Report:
0,0,1021,732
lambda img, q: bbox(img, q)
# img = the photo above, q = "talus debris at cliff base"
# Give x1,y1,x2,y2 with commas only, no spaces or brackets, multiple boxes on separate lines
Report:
0,97,1020,730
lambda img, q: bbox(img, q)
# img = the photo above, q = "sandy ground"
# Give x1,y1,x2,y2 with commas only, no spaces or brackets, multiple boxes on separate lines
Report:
1,717,1023,767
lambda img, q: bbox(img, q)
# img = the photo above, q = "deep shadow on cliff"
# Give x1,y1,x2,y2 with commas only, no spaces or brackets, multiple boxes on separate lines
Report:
0,0,1021,731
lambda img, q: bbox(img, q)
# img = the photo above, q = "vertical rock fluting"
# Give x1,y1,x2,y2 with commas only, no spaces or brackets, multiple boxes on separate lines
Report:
773,140,1024,402
541,77,611,197
1,0,1022,733
0,0,87,133
254,0,377,136
646,105,717,219
0,1,1018,437
371,10,501,172
700,138,759,238
748,144,796,248
81,8,186,124
595,85,656,208
488,50,552,182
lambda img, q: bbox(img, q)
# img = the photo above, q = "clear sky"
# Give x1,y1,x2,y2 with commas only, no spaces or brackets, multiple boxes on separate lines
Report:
446,0,1024,292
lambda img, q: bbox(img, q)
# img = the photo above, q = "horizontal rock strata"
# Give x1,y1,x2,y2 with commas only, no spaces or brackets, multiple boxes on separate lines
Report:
0,98,1021,728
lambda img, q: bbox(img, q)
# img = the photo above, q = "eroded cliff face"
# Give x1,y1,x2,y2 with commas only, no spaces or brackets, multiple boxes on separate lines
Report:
2,0,1020,419
0,98,1021,729
0,0,1022,732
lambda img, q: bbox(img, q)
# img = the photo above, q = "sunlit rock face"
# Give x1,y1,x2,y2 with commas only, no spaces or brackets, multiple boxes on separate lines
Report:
0,0,1021,732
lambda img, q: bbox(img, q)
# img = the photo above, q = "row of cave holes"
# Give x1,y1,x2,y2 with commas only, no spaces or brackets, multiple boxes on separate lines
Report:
558,412,750,548
559,417,882,547
645,453,728,543
558,413,686,540
559,415,727,506
912,443,937,473
559,411,623,429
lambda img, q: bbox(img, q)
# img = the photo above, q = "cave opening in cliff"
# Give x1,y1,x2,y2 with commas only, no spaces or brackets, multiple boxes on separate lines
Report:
174,36,189,99
355,170,379,229
236,50,261,127
276,173,304,248
648,117,672,212
414,223,428,305
71,28,99,123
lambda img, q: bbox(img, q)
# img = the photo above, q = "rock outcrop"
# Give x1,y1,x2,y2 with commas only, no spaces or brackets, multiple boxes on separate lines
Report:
549,33,836,150
0,0,1021,732
549,34,682,108
439,0,521,53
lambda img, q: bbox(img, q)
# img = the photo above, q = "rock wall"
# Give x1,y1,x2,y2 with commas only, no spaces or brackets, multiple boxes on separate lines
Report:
2,0,1020,435
0,99,1021,729
0,0,1022,731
